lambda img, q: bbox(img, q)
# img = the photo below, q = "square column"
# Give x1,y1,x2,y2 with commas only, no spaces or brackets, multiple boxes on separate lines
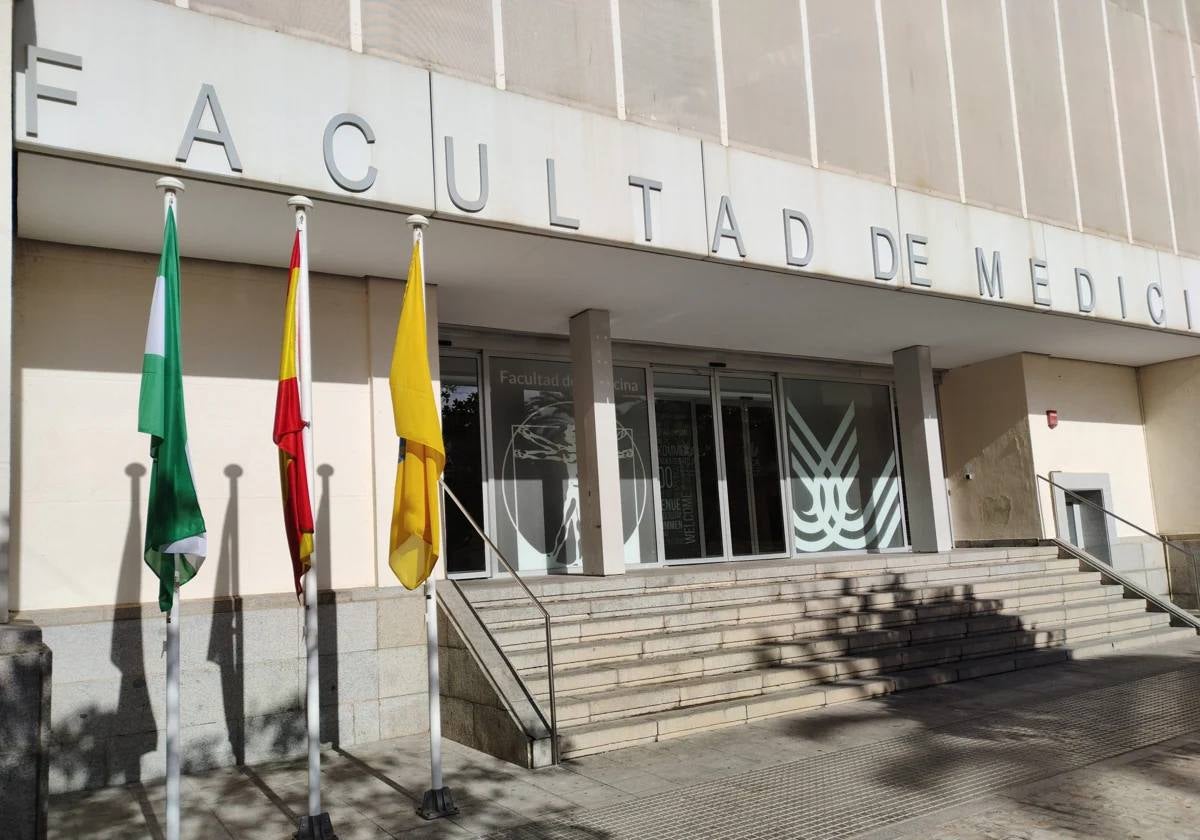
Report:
0,0,12,622
893,346,953,552
569,309,625,576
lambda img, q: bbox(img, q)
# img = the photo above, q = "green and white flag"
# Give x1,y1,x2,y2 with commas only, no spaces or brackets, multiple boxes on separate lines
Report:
138,207,206,613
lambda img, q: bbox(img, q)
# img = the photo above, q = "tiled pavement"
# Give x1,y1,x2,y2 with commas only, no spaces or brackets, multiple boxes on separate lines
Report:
51,637,1200,839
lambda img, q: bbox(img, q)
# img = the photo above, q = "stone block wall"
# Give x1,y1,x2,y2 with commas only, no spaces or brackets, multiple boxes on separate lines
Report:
435,585,553,769
0,623,51,840
20,586,429,794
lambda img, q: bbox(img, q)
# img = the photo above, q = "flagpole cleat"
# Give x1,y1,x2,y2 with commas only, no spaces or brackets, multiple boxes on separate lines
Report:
418,786,458,820
294,812,338,840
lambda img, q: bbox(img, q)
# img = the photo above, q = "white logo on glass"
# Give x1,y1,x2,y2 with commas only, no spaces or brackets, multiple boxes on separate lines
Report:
787,402,903,552
500,399,648,570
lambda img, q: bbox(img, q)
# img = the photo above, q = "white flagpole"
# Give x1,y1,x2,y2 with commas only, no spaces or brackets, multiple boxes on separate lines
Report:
156,176,185,840
409,214,455,820
288,195,330,838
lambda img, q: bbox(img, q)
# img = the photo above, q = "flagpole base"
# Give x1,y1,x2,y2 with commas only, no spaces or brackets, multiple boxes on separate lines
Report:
418,787,458,820
294,812,338,840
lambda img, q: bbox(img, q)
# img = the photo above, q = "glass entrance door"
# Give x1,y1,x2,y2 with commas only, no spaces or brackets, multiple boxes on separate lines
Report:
653,372,724,560
441,354,487,576
718,376,786,557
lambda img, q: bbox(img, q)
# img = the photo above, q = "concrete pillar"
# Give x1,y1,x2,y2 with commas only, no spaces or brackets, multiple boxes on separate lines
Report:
893,345,953,552
569,309,625,576
0,0,14,622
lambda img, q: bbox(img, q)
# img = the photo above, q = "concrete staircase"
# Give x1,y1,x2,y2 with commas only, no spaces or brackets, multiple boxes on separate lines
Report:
457,546,1194,760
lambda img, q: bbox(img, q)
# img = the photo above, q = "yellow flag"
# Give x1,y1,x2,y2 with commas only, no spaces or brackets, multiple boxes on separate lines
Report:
388,238,445,589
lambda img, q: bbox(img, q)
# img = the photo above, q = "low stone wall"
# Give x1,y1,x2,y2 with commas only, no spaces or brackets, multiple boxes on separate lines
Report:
18,585,429,794
0,623,51,840
437,584,553,769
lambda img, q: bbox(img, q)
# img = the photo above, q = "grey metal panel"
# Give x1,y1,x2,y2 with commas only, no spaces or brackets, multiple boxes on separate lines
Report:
1149,0,1186,32
947,0,1023,215
719,0,809,160
619,0,720,138
1007,0,1077,226
1153,4,1200,255
1189,0,1200,41
881,0,958,198
362,0,494,84
807,0,889,180
1059,0,1128,237
502,0,617,114
191,0,351,48
1107,0,1173,249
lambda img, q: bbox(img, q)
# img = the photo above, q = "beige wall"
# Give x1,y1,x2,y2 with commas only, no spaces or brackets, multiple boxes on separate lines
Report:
13,241,384,611
171,0,1200,256
942,353,1160,544
940,354,1040,542
1139,354,1200,535
1024,354,1157,538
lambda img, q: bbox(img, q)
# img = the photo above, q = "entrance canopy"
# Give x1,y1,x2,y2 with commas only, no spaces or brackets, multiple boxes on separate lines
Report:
20,152,1200,370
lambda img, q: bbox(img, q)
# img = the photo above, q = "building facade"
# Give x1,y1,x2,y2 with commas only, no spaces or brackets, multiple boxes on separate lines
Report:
5,0,1200,814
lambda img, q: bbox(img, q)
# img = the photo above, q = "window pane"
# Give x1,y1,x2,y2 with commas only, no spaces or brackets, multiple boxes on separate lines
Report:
441,355,485,575
615,368,657,564
783,379,904,552
488,358,657,572
489,358,578,571
653,372,723,560
720,376,785,556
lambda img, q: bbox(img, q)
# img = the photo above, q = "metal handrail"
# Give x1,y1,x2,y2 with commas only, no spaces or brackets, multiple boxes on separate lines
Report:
1037,474,1196,557
439,480,559,764
1037,473,1200,612
1052,538,1200,631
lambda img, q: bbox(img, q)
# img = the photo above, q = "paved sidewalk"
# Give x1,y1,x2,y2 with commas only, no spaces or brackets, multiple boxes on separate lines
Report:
51,638,1200,839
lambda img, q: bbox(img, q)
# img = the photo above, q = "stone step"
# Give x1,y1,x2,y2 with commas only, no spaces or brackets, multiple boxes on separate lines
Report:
557,647,1072,758
1064,625,1197,658
470,555,1079,625
523,597,1161,700
461,547,1062,606
556,624,1192,758
475,561,1089,633
525,588,1152,691
491,568,1106,649
552,614,1132,724
505,581,1125,671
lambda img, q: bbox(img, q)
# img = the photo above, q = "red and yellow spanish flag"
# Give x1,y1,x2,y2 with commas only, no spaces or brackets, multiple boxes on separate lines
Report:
273,233,315,596
388,236,445,589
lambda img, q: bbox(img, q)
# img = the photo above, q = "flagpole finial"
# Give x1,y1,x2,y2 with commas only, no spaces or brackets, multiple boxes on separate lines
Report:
156,176,185,194
287,195,313,210
407,214,429,230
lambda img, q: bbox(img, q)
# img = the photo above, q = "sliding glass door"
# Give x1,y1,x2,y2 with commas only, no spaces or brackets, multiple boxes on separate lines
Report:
719,376,786,557
483,356,658,573
653,372,724,560
441,354,487,576
446,344,909,577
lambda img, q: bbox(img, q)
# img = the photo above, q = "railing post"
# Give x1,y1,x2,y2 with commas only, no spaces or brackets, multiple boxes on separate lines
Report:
544,615,559,765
